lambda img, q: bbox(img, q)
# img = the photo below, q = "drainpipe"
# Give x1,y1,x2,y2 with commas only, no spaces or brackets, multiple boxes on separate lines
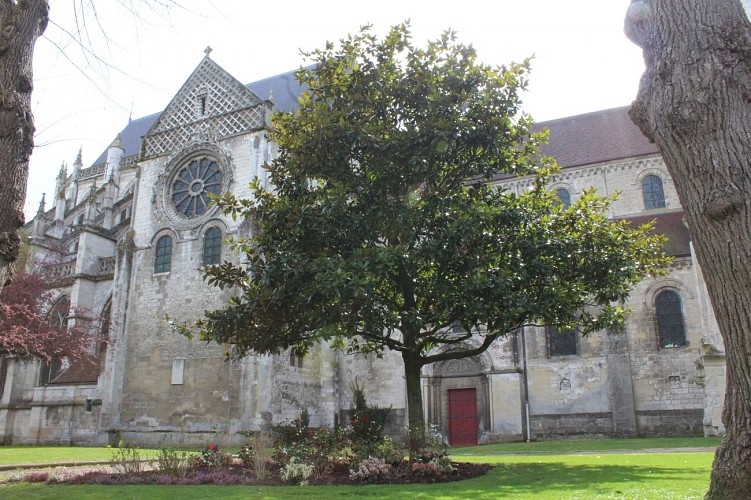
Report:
521,328,531,442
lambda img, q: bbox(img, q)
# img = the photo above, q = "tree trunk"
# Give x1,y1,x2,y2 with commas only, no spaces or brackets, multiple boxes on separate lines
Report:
402,350,426,454
0,1,49,291
625,1,751,497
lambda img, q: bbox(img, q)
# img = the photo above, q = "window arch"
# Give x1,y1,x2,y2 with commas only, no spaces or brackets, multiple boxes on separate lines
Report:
655,290,687,348
642,174,666,209
203,226,222,266
40,296,70,385
48,296,70,330
154,235,173,273
98,297,112,368
554,188,572,208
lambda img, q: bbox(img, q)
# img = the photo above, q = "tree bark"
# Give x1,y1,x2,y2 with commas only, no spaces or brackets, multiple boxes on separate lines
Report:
0,0,49,290
625,1,751,497
402,350,426,454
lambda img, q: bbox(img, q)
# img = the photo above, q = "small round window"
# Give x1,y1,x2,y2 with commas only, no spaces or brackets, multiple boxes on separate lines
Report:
170,156,223,218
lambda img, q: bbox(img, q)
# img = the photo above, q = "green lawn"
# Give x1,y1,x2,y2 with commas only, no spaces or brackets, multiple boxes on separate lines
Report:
0,437,721,466
0,446,161,466
0,453,713,499
453,436,722,455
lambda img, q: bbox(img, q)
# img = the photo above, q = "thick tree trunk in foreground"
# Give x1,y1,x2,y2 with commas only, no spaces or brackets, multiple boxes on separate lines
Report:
625,1,751,497
0,1,48,291
402,350,426,453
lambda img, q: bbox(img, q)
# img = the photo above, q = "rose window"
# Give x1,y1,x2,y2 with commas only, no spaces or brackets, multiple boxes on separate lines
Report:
171,156,223,218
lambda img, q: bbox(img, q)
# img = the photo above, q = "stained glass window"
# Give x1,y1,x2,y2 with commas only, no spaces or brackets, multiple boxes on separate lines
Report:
642,175,666,209
171,156,223,218
203,227,222,265
154,235,173,273
555,188,571,208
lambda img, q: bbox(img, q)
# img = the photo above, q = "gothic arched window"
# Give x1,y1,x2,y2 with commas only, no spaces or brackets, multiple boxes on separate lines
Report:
555,188,571,208
642,174,666,209
40,296,70,385
203,227,222,266
154,235,173,273
98,298,112,369
655,290,687,348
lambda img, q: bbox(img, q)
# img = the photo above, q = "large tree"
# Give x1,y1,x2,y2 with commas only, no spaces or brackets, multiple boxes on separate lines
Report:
0,0,48,290
191,24,668,443
625,1,751,497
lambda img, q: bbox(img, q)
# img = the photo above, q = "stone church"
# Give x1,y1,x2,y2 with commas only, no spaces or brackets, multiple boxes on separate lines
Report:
0,53,727,446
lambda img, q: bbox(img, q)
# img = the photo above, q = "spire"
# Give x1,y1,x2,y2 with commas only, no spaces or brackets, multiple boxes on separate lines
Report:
32,193,47,238
57,161,67,179
88,179,98,201
84,179,98,224
37,193,46,214
73,147,83,176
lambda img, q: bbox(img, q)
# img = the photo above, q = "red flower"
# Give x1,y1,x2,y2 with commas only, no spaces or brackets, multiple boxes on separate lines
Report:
208,443,217,451
309,430,315,436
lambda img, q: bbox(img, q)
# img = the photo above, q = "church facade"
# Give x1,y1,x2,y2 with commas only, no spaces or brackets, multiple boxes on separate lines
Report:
0,55,727,446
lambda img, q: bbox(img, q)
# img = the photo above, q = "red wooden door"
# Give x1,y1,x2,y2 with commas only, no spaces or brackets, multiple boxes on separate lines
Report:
448,388,478,446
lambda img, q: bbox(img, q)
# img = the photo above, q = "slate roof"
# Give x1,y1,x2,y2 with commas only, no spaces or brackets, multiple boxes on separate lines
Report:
91,66,308,166
537,106,659,168
619,210,691,257
90,67,656,172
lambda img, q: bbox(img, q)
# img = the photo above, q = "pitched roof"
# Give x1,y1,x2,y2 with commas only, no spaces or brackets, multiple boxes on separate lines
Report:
91,66,307,166
619,210,691,257
91,69,654,172
537,106,659,168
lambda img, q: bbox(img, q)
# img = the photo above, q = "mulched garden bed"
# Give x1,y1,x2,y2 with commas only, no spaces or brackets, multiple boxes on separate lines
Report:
60,460,493,486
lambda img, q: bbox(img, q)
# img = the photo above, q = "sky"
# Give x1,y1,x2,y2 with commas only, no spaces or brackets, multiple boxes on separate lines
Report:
25,0,645,219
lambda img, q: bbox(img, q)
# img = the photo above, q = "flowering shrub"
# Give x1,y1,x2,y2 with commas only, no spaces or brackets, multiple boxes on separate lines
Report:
349,456,392,483
279,457,314,485
22,471,49,483
67,469,257,485
192,442,233,469
238,444,253,468
411,460,441,477
372,435,404,465
412,450,454,477
349,381,391,447
272,410,309,447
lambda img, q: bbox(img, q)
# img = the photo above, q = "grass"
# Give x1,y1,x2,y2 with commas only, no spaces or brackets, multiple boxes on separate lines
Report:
453,436,722,455
0,446,161,466
0,437,720,466
0,452,713,499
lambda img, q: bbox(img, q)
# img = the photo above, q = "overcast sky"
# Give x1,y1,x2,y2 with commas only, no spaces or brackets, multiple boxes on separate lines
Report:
25,0,644,219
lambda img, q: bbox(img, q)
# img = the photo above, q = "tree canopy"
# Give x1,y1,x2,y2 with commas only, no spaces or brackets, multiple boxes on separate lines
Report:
0,268,94,362
188,23,669,437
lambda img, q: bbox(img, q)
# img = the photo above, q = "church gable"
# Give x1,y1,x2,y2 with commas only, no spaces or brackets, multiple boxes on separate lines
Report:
143,53,268,159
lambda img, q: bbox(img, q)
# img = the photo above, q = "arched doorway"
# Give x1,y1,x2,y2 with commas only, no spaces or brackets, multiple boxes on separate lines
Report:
426,355,491,447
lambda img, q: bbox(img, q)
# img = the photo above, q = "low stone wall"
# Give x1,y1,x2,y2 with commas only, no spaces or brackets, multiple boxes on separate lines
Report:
530,412,613,439
635,409,704,437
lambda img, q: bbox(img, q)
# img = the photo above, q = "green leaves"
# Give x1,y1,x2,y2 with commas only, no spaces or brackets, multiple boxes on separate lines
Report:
193,23,668,367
